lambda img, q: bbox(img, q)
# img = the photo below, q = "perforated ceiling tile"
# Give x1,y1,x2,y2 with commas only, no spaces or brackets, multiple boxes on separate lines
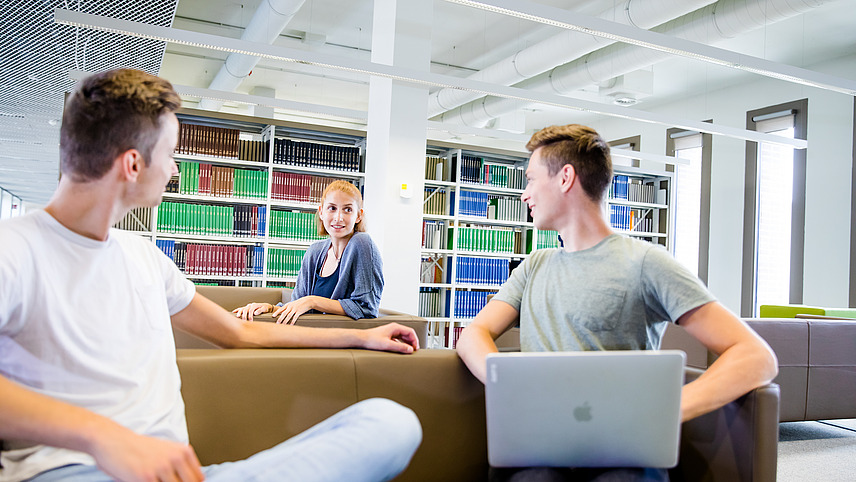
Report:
0,0,178,204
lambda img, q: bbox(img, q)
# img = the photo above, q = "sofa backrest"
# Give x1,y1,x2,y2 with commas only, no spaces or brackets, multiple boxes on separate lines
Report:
176,285,429,349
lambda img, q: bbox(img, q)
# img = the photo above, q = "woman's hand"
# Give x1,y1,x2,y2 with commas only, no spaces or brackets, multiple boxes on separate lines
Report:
232,302,274,322
272,297,317,325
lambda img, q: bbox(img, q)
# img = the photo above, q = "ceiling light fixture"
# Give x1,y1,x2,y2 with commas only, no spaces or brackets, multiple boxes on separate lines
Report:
54,8,808,150
442,0,856,98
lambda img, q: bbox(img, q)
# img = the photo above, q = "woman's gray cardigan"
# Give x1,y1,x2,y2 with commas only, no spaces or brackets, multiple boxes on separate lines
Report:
290,232,383,319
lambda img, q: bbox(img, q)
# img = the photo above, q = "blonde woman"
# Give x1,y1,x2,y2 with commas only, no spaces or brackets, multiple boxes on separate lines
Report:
234,180,383,324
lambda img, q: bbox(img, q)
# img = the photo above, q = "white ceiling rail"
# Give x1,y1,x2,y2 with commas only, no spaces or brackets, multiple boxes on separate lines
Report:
54,8,807,149
427,0,717,117
439,0,832,128
199,0,307,111
442,0,856,96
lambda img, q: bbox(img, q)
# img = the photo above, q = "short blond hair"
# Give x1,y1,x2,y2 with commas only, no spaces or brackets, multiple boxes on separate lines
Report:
316,180,365,236
526,124,612,202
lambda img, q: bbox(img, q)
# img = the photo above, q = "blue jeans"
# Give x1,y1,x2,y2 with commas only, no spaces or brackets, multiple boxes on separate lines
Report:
26,398,422,482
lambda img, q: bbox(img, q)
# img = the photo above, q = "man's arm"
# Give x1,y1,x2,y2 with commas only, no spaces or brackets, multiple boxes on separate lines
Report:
0,375,203,482
678,301,778,421
172,293,418,353
456,299,520,383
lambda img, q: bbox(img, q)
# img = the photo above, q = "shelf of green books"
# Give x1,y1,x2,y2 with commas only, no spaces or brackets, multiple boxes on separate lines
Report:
268,209,325,244
174,153,268,169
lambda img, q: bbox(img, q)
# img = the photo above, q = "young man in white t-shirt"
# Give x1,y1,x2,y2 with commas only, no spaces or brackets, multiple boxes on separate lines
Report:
456,124,778,481
0,69,422,482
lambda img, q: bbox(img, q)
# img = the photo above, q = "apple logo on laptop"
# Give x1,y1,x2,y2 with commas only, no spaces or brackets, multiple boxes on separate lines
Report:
573,402,593,422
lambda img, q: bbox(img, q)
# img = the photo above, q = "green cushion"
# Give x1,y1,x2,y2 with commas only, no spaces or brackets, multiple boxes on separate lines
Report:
821,308,856,319
758,304,825,318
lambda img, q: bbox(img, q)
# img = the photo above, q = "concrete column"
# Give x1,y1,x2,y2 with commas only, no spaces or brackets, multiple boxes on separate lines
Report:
363,0,432,313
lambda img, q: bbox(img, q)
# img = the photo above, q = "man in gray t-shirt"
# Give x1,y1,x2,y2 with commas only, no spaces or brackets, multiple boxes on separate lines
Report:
456,124,777,481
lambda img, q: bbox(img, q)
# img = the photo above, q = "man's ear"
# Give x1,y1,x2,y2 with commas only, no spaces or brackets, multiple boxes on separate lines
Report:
558,163,576,193
118,149,143,181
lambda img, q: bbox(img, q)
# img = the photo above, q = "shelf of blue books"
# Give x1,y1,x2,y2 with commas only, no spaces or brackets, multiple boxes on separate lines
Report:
144,109,368,287
607,165,674,250
419,146,533,348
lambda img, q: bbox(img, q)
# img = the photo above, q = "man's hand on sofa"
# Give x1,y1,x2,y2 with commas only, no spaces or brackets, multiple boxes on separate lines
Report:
361,323,420,354
232,302,274,321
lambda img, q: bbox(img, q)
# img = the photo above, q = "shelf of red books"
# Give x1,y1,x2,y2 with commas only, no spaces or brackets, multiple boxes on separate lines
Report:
154,239,265,278
269,171,355,207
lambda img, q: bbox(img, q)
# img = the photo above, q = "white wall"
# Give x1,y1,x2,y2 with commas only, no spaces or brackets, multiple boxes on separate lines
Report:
589,53,856,313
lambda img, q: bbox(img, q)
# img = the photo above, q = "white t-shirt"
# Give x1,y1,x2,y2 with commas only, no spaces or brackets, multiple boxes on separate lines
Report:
0,210,195,481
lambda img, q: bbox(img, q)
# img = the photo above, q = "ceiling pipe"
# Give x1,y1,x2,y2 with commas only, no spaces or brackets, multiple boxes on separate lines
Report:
438,0,830,127
198,0,306,111
427,0,718,118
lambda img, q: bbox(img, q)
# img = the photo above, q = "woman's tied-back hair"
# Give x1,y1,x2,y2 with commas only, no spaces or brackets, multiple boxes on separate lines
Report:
60,68,182,182
525,124,613,202
316,180,366,236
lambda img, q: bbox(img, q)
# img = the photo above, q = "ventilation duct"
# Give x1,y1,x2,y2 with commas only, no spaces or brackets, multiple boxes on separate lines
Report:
437,0,829,127
427,0,718,118
198,0,306,112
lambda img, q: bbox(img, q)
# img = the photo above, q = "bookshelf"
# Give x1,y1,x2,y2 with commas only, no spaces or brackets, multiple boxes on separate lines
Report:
607,166,674,250
419,151,675,349
112,109,366,287
421,147,540,349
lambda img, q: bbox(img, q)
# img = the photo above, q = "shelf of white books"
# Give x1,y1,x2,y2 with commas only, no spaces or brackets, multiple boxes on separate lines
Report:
607,198,668,210
269,200,320,210
155,233,264,244
162,193,267,205
456,249,528,259
424,179,456,188
458,182,524,196
456,216,533,228
270,163,365,179
423,214,455,221
174,153,268,169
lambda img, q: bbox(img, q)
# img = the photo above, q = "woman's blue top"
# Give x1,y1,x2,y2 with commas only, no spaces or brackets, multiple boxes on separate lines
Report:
312,264,340,299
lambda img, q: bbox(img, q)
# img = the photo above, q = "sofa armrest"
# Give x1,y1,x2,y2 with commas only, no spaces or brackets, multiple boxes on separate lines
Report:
671,368,780,482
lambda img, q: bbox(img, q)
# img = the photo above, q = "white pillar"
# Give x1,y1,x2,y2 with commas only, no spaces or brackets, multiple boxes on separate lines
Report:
363,0,432,313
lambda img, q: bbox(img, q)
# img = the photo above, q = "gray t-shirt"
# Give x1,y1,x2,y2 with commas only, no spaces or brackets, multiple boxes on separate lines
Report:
494,234,715,352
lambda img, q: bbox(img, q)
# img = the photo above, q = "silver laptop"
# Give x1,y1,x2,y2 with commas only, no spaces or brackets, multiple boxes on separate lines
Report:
485,350,685,468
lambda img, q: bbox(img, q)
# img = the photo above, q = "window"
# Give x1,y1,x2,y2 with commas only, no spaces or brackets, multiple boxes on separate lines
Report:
0,187,25,220
667,128,711,283
742,100,807,317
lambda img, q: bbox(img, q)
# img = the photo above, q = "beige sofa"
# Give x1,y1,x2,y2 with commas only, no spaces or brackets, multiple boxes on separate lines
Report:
176,347,780,482
178,285,429,349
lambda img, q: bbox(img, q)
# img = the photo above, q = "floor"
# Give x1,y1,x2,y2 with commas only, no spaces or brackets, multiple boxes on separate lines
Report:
777,418,856,481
